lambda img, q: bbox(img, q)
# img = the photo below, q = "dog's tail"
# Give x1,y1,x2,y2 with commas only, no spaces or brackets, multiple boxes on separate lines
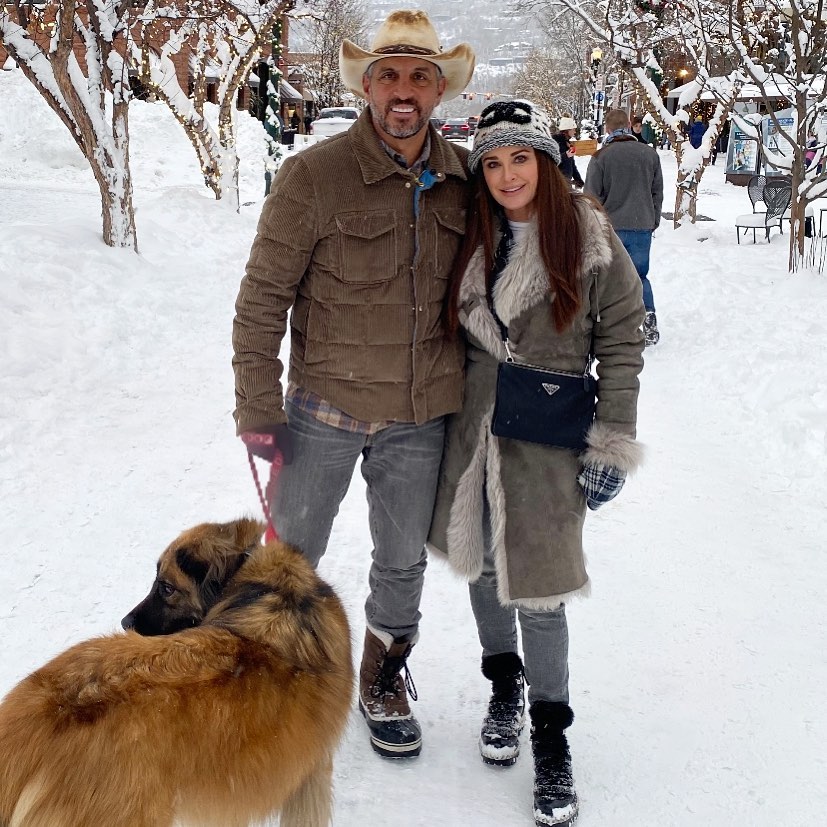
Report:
0,697,36,827
279,753,333,827
7,778,49,827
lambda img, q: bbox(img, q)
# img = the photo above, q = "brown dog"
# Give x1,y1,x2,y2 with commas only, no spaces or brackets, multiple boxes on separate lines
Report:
0,518,353,827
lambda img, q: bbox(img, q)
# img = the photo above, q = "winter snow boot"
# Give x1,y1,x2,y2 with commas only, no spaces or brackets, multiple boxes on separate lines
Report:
643,311,660,346
530,701,579,827
358,628,421,758
479,652,526,766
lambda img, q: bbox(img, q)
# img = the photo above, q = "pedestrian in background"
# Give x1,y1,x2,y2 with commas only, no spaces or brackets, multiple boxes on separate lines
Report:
232,9,475,760
631,115,648,144
584,108,663,346
553,116,584,189
430,99,645,827
689,114,706,149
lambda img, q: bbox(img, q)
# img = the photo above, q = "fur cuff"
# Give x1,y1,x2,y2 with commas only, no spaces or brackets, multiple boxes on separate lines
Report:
481,652,524,681
529,701,574,732
581,421,644,474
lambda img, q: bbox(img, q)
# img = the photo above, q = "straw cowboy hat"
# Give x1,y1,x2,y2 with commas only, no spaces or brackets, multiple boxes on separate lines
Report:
339,10,475,102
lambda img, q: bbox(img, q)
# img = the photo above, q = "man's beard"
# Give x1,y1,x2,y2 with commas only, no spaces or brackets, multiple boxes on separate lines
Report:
371,100,429,139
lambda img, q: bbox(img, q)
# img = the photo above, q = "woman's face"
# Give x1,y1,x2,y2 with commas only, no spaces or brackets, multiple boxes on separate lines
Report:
481,145,539,222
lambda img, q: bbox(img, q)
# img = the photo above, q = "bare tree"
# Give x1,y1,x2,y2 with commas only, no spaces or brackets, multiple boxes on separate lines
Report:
1,1,137,249
133,1,292,209
524,0,740,226
514,12,594,119
700,0,827,271
291,0,369,108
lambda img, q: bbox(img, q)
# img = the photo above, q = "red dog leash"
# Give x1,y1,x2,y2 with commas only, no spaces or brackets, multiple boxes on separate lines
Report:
243,433,283,542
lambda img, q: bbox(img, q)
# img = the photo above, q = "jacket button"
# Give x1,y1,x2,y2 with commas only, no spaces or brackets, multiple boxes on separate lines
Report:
405,182,412,188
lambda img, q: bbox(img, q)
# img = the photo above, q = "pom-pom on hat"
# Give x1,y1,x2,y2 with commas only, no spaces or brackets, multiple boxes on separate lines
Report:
468,100,561,173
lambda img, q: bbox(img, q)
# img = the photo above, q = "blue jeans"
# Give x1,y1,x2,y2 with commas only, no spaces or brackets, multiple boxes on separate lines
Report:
616,229,655,312
468,501,570,705
270,401,445,641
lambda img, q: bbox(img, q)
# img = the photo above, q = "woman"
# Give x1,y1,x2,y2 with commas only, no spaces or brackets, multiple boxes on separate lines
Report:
429,100,645,826
553,116,584,189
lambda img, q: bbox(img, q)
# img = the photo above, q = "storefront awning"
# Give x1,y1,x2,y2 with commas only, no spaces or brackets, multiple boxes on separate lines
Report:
280,79,303,101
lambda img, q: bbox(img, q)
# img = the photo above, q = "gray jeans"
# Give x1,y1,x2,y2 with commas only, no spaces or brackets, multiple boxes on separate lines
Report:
270,401,445,641
469,501,570,705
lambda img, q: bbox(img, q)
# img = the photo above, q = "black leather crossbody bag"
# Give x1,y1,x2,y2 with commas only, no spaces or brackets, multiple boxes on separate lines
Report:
491,341,596,450
487,225,596,450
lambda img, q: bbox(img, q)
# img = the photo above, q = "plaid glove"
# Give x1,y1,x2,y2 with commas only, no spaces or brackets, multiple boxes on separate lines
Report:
577,463,626,511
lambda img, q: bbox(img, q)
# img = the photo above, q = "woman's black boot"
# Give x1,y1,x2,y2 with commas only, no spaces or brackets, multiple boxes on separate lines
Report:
479,652,525,766
530,701,578,826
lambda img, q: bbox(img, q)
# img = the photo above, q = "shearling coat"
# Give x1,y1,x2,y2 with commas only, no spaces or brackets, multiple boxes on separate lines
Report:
428,199,645,610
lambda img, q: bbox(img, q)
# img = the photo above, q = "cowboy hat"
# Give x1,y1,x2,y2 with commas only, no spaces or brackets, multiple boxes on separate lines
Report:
339,10,475,102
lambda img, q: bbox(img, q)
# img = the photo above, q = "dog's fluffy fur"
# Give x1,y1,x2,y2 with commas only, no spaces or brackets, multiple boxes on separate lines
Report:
0,518,353,827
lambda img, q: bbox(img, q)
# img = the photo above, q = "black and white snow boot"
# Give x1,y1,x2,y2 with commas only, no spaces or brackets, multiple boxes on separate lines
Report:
530,701,579,826
479,652,525,766
643,311,660,346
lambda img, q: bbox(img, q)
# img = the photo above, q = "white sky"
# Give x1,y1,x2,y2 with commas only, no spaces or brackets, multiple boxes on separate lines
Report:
1,68,826,826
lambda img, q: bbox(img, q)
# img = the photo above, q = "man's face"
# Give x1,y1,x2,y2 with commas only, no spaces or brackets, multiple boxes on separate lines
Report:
362,56,447,141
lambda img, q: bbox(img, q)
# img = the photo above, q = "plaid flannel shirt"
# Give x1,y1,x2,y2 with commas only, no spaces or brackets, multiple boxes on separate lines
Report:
286,383,393,436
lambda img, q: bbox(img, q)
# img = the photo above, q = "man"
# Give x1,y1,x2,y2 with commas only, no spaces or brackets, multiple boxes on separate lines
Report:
232,10,475,759
585,108,663,346
553,116,584,189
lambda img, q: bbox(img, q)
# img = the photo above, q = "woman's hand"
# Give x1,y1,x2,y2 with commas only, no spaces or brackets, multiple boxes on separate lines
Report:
577,463,626,510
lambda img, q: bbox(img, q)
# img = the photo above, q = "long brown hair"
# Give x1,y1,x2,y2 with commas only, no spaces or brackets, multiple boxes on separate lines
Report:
445,151,583,334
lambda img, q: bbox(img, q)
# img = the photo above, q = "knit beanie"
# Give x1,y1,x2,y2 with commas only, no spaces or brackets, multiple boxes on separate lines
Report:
468,100,561,172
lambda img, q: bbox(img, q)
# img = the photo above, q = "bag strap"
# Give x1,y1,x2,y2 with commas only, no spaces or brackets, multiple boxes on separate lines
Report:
486,224,594,376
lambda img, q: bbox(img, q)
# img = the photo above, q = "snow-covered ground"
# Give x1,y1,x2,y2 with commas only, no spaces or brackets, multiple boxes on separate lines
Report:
1,69,826,826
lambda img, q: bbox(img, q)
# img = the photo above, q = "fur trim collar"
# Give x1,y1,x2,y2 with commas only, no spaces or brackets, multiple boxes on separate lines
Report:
458,198,614,357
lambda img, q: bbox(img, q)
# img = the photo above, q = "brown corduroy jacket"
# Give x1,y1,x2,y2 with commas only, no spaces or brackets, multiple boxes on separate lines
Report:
232,110,469,433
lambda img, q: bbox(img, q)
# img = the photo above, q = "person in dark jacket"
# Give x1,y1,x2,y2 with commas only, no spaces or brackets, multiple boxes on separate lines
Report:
689,115,706,149
631,115,648,144
585,108,663,345
553,116,584,188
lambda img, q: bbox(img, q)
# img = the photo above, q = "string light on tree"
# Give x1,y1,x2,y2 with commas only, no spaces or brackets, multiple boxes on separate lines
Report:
262,17,284,196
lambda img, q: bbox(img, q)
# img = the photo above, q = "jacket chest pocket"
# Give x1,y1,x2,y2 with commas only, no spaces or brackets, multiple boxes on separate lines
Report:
434,208,466,275
336,212,397,283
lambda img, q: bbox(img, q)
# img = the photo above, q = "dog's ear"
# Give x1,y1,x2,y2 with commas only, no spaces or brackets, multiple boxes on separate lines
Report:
227,517,266,551
201,550,248,607
175,547,209,584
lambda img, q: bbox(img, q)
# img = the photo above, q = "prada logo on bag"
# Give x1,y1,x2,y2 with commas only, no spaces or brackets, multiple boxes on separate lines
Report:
541,383,561,396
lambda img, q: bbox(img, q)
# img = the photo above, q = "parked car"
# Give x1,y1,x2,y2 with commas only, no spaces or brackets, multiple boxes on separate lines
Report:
429,117,446,130
310,106,360,138
467,115,479,135
441,117,471,141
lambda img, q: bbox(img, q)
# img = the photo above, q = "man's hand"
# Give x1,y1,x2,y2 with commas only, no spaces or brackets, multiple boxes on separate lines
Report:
240,425,293,465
